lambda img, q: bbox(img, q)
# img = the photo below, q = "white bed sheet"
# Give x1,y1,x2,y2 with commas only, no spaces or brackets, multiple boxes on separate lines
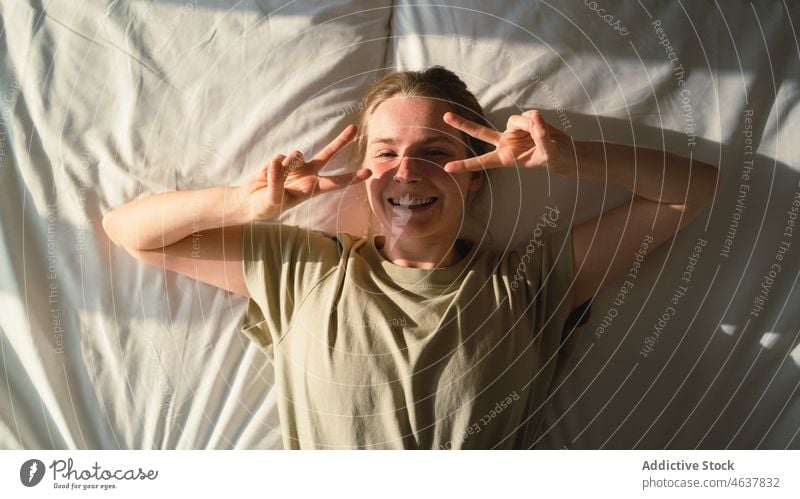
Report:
0,0,392,449
1,0,798,449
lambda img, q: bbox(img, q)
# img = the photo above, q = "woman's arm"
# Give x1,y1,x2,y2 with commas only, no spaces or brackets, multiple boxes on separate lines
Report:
559,141,719,208
102,186,252,296
557,140,719,307
442,110,720,309
102,125,370,297
102,186,250,251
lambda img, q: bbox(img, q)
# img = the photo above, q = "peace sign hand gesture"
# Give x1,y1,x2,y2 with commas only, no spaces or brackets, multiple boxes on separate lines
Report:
239,124,371,221
442,110,574,174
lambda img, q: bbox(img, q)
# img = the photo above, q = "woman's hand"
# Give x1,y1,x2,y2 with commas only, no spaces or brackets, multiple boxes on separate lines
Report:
442,110,574,174
238,124,372,221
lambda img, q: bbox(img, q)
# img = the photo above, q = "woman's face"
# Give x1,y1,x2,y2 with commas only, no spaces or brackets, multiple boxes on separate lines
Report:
362,96,483,242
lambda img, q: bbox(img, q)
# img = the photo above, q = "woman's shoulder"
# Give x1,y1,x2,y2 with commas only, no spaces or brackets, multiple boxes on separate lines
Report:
251,223,362,242
245,223,369,263
470,229,571,274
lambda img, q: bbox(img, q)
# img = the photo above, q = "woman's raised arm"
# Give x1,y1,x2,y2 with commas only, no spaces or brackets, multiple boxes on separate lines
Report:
102,125,371,297
102,185,253,296
442,110,720,309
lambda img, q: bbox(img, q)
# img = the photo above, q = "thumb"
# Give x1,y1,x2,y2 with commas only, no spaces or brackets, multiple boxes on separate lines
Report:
530,112,557,159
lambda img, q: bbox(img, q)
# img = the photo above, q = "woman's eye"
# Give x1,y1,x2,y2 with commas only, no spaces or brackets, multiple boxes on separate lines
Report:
376,152,396,158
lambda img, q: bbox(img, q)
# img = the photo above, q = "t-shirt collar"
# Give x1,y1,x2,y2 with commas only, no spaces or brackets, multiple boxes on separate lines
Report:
364,234,478,287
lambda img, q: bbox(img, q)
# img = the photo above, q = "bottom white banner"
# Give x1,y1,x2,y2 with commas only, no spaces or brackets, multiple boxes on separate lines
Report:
0,450,797,498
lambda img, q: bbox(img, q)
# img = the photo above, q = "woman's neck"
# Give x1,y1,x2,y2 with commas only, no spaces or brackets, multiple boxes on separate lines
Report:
376,232,469,268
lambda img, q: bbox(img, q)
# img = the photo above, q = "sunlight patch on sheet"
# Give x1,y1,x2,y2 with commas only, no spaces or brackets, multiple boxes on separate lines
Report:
759,332,780,349
790,343,800,368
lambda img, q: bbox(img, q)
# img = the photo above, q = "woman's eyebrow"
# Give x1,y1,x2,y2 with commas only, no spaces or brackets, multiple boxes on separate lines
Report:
369,135,461,146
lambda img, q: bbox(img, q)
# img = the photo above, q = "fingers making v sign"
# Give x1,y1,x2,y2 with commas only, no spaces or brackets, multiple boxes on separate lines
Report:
241,124,372,221
442,109,574,174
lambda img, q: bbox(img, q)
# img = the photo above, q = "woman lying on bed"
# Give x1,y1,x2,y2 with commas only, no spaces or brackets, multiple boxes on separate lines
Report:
103,66,718,449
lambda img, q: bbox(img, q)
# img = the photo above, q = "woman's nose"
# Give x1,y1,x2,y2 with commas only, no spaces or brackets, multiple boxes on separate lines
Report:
393,156,423,183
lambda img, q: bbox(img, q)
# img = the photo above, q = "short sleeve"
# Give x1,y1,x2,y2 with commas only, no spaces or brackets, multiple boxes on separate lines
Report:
505,227,576,446
535,227,575,337
239,223,342,353
537,226,592,333
507,227,574,324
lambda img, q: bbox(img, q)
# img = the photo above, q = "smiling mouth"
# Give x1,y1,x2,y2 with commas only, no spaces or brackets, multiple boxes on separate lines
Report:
388,195,438,208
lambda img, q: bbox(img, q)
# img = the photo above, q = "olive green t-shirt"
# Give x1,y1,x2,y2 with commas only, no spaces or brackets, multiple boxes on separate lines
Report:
240,223,574,449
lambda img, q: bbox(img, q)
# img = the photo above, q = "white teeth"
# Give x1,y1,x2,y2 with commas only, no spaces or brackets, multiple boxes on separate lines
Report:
390,194,436,207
